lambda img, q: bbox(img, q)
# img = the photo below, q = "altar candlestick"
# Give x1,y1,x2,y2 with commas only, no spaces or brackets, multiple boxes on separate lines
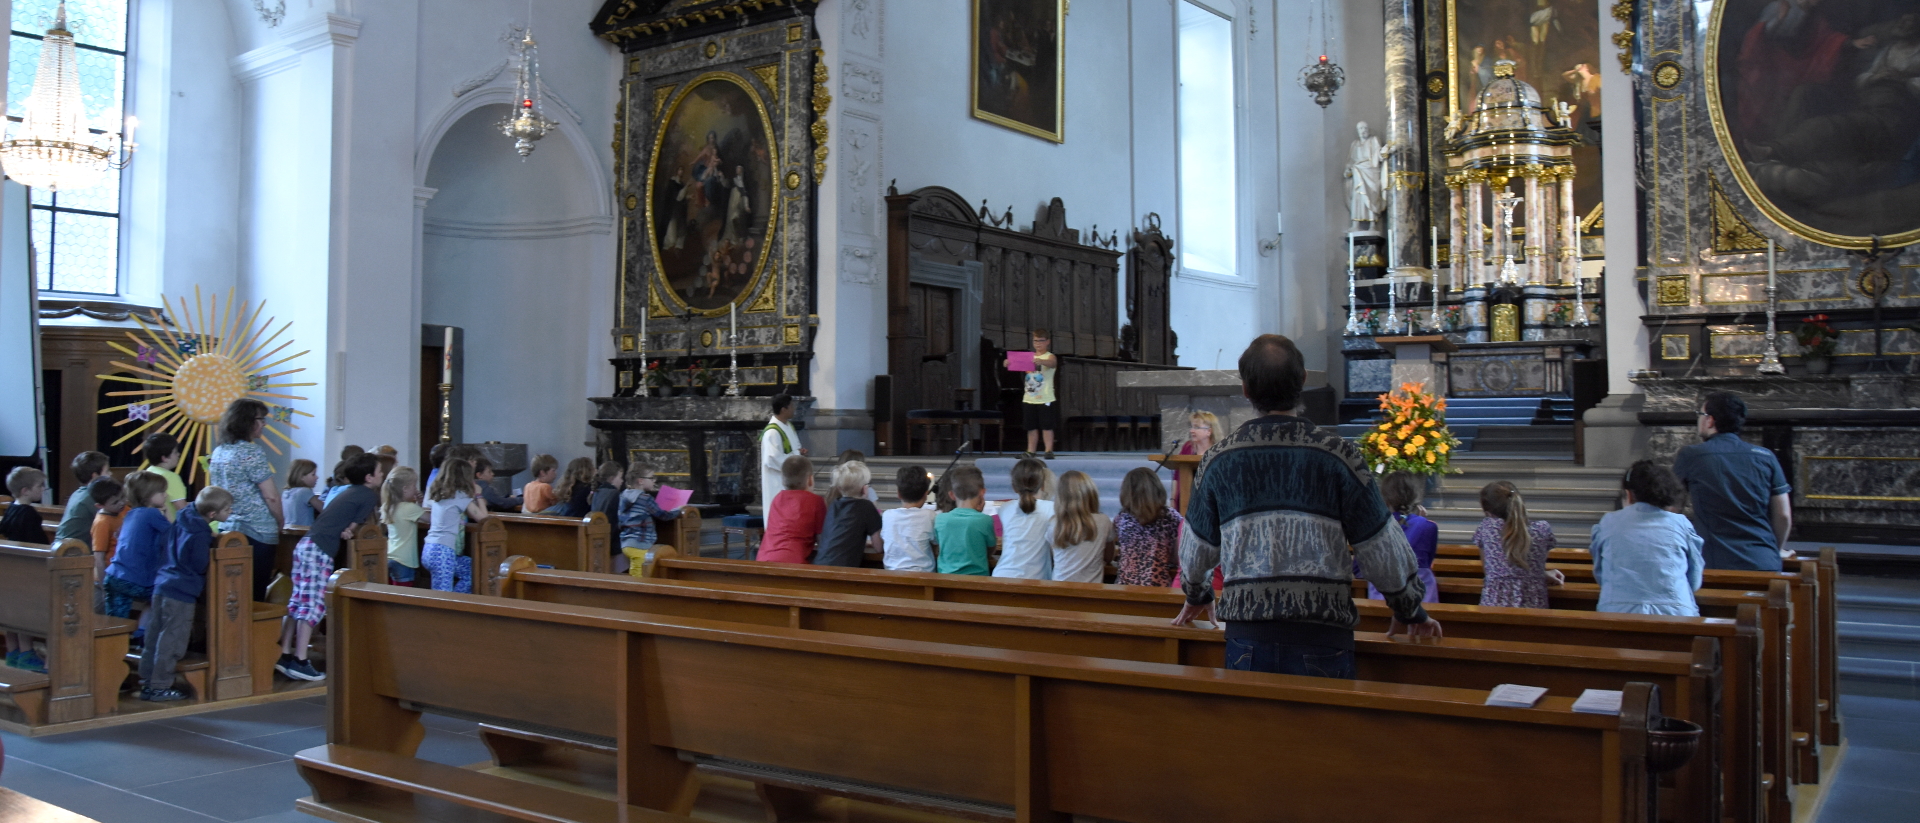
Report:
1757,238,1785,375
442,327,454,384
730,303,737,342
1430,226,1441,330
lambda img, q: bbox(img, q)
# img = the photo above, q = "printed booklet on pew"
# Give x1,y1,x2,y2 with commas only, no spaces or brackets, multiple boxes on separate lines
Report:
1484,684,1547,708
1572,689,1623,715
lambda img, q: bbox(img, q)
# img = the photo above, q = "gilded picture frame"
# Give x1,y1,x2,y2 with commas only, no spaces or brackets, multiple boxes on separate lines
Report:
970,0,1065,142
645,72,783,316
1703,0,1920,250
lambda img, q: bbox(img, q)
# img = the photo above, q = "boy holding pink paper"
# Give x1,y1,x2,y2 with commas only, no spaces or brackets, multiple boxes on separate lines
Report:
616,463,687,575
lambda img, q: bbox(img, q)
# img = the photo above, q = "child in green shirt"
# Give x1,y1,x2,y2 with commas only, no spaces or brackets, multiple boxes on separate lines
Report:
933,467,997,576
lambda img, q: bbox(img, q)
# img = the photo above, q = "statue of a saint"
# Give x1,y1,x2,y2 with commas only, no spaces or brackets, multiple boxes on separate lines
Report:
1344,121,1386,231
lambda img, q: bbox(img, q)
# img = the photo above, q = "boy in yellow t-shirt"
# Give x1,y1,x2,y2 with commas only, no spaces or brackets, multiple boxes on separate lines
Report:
142,433,191,521
1005,329,1059,460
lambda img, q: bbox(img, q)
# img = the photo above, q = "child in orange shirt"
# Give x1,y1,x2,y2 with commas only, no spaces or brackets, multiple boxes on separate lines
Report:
523,454,559,513
88,477,128,579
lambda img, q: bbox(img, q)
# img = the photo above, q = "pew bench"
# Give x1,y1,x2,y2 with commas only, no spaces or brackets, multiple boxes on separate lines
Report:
640,550,1779,823
502,559,1729,823
0,539,135,727
303,574,1686,823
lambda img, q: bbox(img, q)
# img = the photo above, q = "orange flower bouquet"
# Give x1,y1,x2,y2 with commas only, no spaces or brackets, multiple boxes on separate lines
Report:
1359,382,1461,476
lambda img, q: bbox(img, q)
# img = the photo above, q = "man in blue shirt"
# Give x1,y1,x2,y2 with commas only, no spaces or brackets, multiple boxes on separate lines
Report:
1671,392,1793,571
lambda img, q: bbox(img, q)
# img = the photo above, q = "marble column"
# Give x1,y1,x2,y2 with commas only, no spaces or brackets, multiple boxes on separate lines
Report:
1523,169,1545,284
1448,176,1466,293
1466,179,1485,286
1559,171,1578,284
1383,0,1425,273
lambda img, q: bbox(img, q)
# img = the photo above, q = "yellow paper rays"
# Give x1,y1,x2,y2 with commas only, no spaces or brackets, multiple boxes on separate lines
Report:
96,289,317,485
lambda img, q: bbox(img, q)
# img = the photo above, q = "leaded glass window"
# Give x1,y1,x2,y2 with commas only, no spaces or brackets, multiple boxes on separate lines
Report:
7,0,129,295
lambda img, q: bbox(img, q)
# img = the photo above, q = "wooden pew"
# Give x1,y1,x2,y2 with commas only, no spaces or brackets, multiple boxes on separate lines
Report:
640,550,1776,823
304,574,1683,823
476,513,609,594
131,533,289,702
500,559,1726,823
0,539,135,725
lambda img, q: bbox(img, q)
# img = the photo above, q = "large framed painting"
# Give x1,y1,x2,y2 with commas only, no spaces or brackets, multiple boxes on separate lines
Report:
1706,0,1920,248
1445,0,1603,220
971,0,1064,142
646,73,780,314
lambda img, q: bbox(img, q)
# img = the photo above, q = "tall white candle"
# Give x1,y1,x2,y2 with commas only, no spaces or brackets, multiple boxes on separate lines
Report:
1767,238,1775,291
639,296,647,353
442,327,453,384
730,302,736,342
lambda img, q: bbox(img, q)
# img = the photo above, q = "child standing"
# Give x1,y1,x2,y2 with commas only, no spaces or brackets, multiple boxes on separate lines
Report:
422,458,490,594
1370,472,1439,603
522,454,559,513
381,467,429,586
933,467,998,576
1474,481,1565,608
142,487,233,701
992,458,1055,580
55,451,110,546
880,466,937,572
1006,329,1060,460
87,477,127,581
1049,471,1115,583
616,463,684,575
758,455,826,564
557,457,597,517
4,467,51,672
140,433,191,521
282,459,321,528
280,454,385,681
814,461,883,567
1113,467,1183,587
1592,462,1704,616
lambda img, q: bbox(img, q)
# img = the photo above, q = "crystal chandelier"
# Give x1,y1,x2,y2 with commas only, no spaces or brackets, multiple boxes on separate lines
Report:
498,20,557,159
0,1,135,191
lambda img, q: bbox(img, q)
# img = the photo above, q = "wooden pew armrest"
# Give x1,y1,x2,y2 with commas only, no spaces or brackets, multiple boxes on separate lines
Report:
93,616,137,636
294,744,684,823
0,669,52,692
252,602,288,621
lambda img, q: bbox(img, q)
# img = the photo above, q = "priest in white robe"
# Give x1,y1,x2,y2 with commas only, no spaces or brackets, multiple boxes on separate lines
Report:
759,394,806,510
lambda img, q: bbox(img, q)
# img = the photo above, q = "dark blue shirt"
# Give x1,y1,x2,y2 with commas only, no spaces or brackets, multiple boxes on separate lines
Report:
1672,433,1790,571
155,507,214,603
105,507,174,588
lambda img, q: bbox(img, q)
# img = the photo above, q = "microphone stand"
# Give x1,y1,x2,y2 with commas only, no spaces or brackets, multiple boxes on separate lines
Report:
929,442,972,508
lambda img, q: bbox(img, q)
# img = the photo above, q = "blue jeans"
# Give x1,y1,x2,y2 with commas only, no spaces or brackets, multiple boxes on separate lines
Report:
1224,638,1357,679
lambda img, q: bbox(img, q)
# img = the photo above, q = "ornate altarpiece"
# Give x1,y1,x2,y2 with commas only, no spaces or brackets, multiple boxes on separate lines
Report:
588,0,824,507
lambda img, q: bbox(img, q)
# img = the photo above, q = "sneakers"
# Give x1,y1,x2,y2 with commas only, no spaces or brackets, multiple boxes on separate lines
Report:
5,650,47,673
1022,451,1036,459
139,687,188,702
1044,451,1056,460
275,654,325,681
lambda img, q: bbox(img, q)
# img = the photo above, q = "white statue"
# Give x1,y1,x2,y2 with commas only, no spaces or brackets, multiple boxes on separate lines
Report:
1344,121,1386,230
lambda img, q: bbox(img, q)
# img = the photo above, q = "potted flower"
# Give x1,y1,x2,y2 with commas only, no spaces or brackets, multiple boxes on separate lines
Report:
690,359,722,396
643,360,674,396
1442,305,1464,331
1794,314,1838,374
1547,301,1573,326
1356,308,1381,336
1359,382,1462,478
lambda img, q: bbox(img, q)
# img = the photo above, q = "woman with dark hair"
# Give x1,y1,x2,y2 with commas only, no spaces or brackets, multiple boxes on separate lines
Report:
208,398,285,599
1590,461,1704,616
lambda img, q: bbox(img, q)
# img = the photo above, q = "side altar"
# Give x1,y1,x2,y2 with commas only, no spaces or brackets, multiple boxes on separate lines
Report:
585,0,825,507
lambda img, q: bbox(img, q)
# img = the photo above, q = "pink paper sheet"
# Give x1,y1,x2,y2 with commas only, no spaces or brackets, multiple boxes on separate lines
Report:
655,485,693,510
1006,351,1035,371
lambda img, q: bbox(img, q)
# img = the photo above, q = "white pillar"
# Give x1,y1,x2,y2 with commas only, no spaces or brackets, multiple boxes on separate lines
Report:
1466,179,1485,286
1559,172,1578,284
1523,170,1545,284
1448,177,1466,292
1582,0,1652,468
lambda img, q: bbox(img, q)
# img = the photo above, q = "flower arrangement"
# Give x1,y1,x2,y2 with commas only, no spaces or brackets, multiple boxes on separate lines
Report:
1442,305,1464,330
1547,301,1573,325
689,358,719,389
1794,314,1838,357
643,360,673,390
1359,382,1461,476
1355,308,1381,335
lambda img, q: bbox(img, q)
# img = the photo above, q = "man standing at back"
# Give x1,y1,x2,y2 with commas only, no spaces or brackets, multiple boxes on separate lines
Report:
1672,391,1792,571
759,394,806,511
1174,334,1440,678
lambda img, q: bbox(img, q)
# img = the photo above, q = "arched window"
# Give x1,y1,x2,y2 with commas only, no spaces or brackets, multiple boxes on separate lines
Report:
7,0,131,296
1175,0,1239,281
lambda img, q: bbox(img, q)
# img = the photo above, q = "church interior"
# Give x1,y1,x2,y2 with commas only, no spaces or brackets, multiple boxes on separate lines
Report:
1,0,1918,821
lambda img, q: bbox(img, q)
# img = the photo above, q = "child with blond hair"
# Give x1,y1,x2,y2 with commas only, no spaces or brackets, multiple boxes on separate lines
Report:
1049,470,1115,583
616,463,684,575
282,459,321,528
814,460,882,567
381,467,430,586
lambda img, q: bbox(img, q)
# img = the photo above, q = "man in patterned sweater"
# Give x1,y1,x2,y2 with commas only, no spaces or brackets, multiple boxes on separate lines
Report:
1173,334,1441,677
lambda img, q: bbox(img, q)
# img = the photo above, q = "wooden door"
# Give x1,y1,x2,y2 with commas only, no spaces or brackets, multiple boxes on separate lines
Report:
420,344,443,471
907,282,957,412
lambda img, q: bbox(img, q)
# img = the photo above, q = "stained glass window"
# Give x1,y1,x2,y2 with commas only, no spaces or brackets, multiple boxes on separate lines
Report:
8,0,129,295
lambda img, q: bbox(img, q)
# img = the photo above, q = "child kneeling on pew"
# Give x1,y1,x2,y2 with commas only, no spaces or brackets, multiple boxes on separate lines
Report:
280,454,387,681
616,463,684,575
4,467,51,672
934,467,997,576
142,487,233,701
1474,481,1564,609
102,471,176,634
381,467,430,586
1591,461,1704,617
423,458,491,594
758,455,825,564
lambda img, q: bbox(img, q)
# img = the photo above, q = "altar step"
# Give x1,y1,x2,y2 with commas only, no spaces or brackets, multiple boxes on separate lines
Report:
1835,576,1920,687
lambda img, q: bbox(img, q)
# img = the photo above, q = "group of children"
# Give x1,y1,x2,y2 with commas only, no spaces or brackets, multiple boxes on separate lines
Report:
2,435,235,701
751,451,1189,587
